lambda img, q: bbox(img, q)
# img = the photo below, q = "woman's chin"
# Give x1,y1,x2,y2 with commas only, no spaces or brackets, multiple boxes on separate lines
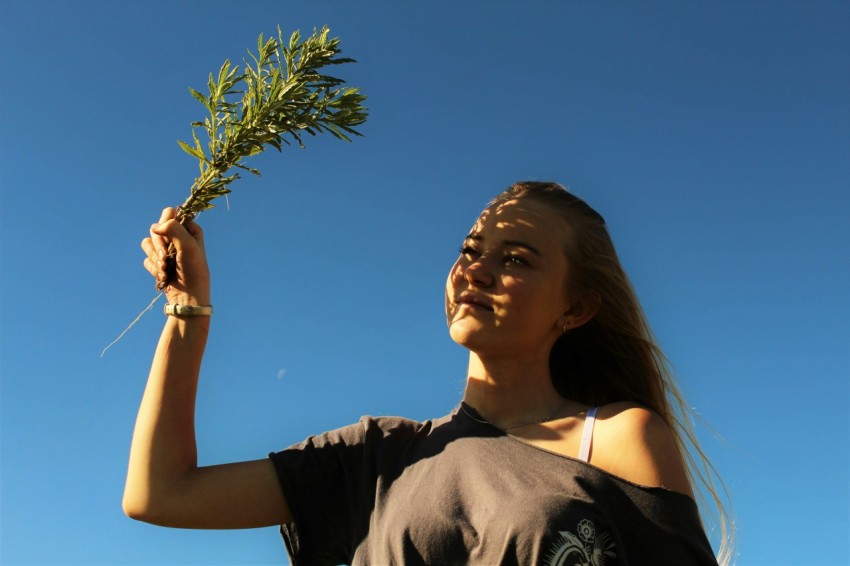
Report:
449,328,477,349
449,325,500,353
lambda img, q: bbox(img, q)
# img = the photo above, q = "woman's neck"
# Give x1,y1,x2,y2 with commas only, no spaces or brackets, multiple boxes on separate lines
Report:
461,352,568,429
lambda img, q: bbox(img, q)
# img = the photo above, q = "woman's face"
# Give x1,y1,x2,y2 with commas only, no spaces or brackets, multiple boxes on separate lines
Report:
445,197,575,360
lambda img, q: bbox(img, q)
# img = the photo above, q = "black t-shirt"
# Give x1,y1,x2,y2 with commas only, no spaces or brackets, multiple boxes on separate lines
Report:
269,404,718,565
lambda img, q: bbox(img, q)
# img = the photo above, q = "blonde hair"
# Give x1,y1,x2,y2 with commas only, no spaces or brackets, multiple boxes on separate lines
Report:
491,181,734,564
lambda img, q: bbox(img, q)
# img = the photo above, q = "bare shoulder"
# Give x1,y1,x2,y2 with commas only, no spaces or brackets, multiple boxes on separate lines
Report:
590,402,694,497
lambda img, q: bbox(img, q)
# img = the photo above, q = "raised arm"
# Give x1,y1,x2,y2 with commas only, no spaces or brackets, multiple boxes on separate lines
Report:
123,208,291,529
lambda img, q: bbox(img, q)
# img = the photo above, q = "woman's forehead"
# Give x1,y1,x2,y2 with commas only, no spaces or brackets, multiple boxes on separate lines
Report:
469,198,568,241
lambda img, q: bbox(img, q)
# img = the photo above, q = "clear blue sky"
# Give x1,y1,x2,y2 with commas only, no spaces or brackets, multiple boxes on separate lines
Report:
1,1,848,564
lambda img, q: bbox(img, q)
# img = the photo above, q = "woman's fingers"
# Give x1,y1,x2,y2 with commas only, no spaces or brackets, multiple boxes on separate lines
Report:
158,207,176,224
150,214,202,255
142,208,190,286
152,208,177,254
141,207,211,304
141,237,165,279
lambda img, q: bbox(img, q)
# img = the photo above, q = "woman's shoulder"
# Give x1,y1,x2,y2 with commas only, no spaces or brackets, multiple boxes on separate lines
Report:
591,401,694,498
595,401,668,436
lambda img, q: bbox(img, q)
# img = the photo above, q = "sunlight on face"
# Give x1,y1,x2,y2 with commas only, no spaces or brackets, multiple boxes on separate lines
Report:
445,198,574,360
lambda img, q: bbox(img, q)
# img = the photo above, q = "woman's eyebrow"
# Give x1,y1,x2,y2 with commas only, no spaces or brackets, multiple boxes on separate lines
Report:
504,240,542,256
465,234,541,256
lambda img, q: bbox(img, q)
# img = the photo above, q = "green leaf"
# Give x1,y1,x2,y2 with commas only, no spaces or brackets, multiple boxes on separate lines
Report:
178,139,207,161
189,87,207,106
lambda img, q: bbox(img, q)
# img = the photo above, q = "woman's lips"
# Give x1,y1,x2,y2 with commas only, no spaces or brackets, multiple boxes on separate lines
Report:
457,293,493,311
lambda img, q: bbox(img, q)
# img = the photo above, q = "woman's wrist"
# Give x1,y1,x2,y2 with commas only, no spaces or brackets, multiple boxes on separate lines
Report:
163,287,211,308
162,309,211,334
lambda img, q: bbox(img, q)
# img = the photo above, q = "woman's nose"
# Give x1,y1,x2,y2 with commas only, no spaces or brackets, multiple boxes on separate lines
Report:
464,256,494,287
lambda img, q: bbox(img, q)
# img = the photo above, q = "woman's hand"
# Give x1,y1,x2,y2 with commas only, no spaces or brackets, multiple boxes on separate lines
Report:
141,208,211,306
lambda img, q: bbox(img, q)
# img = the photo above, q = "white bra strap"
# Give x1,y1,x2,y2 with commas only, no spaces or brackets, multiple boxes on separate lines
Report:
578,407,598,463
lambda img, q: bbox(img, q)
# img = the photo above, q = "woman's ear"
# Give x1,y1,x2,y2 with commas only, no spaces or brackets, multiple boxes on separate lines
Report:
558,291,601,332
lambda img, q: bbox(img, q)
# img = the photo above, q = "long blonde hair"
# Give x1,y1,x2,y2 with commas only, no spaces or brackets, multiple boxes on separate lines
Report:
491,181,734,564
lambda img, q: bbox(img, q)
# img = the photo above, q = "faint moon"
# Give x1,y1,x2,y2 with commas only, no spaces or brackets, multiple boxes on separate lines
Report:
277,369,287,380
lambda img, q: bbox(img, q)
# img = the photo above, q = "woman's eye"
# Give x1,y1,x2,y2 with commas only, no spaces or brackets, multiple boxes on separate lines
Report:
505,254,529,266
459,245,478,257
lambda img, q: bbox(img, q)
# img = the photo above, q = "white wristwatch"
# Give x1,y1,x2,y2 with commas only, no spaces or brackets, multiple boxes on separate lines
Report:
164,304,213,317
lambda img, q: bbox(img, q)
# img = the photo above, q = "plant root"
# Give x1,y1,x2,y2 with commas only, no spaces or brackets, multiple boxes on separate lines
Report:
100,292,164,357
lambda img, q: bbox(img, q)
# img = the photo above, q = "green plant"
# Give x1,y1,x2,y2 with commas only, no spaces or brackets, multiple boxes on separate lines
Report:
102,25,366,356
159,24,367,288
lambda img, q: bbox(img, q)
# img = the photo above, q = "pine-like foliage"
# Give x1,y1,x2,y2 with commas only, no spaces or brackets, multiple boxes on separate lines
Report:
157,25,367,288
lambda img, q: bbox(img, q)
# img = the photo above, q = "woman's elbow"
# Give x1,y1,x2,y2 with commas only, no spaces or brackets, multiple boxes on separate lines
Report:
122,487,169,525
122,489,152,522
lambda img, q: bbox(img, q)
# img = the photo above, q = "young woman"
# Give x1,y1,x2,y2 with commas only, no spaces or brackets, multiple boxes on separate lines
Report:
125,181,731,564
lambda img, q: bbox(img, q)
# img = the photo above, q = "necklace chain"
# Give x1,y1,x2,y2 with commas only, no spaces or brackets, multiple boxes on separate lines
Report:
460,401,567,431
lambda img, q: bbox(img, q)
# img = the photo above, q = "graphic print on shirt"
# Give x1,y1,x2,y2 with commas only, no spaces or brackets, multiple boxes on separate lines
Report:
544,518,618,566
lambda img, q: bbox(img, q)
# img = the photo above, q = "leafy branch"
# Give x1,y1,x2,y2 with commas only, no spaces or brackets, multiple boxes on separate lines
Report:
103,24,366,355
159,24,367,288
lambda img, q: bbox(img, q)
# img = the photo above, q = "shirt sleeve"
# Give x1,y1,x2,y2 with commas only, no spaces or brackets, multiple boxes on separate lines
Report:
587,475,720,565
267,416,418,565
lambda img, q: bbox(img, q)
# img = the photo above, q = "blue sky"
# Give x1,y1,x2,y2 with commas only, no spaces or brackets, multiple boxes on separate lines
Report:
1,1,848,564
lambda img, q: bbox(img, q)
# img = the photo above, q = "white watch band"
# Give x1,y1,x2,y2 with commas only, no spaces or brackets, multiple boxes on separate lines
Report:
164,304,213,317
